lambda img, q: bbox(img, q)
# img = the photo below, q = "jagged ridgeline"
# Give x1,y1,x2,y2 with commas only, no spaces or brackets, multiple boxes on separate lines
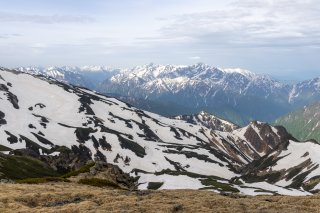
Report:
1,68,320,195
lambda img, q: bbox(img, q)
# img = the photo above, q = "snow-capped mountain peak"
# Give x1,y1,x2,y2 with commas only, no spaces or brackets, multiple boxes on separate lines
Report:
222,67,252,74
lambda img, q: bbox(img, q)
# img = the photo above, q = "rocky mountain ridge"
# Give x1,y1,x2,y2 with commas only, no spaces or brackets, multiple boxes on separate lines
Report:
174,111,239,132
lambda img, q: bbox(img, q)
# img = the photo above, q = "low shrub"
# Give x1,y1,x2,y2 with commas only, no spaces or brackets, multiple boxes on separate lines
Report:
172,204,183,212
0,144,12,152
147,182,164,190
78,178,120,188
16,177,69,184
200,178,239,193
61,161,95,178
0,154,59,180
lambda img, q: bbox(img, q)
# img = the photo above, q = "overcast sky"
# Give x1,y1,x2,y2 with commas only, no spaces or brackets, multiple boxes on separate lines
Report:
0,0,319,80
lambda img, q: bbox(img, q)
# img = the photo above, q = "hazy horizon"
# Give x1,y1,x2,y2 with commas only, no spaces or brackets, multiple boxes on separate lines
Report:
6,62,317,82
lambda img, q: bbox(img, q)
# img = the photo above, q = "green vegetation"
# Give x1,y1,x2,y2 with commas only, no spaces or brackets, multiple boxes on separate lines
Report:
238,185,277,195
78,178,120,188
274,102,320,142
0,152,96,183
253,189,278,194
229,177,244,185
155,169,225,180
147,182,164,190
16,177,69,184
131,168,152,175
0,144,12,152
0,154,59,180
287,169,314,189
61,161,95,178
303,176,320,192
241,155,284,184
118,135,146,158
50,145,72,154
200,178,240,193
172,204,183,212
242,172,282,184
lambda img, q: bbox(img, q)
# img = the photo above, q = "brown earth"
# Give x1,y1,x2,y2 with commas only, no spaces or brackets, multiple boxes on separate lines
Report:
0,182,319,213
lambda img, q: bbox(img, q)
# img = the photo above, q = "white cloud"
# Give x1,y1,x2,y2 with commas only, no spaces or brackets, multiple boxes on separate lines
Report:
189,56,201,60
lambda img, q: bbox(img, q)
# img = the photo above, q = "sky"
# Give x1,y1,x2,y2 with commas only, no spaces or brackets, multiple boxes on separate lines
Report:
0,0,319,80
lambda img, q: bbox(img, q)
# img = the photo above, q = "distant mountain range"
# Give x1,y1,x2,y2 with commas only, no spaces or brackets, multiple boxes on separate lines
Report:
275,102,320,142
99,63,320,125
2,68,320,195
16,63,320,125
16,66,120,90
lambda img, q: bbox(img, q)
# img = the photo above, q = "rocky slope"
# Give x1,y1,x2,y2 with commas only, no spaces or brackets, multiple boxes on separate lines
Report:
1,68,320,195
275,102,320,142
174,111,239,132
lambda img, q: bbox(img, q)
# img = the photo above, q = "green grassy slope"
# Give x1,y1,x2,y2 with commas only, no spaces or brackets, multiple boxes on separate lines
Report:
274,102,320,142
0,144,12,152
0,153,59,180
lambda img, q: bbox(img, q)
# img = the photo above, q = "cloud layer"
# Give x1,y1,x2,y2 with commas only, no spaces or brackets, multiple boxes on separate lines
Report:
159,0,320,48
0,11,94,24
0,0,319,80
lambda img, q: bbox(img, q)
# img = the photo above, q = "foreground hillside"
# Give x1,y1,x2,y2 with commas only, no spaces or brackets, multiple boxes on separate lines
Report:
0,182,319,213
2,68,320,195
275,102,320,142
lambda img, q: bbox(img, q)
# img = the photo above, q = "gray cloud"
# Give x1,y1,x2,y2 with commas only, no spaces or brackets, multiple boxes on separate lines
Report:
157,0,320,49
0,33,21,39
0,12,94,24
